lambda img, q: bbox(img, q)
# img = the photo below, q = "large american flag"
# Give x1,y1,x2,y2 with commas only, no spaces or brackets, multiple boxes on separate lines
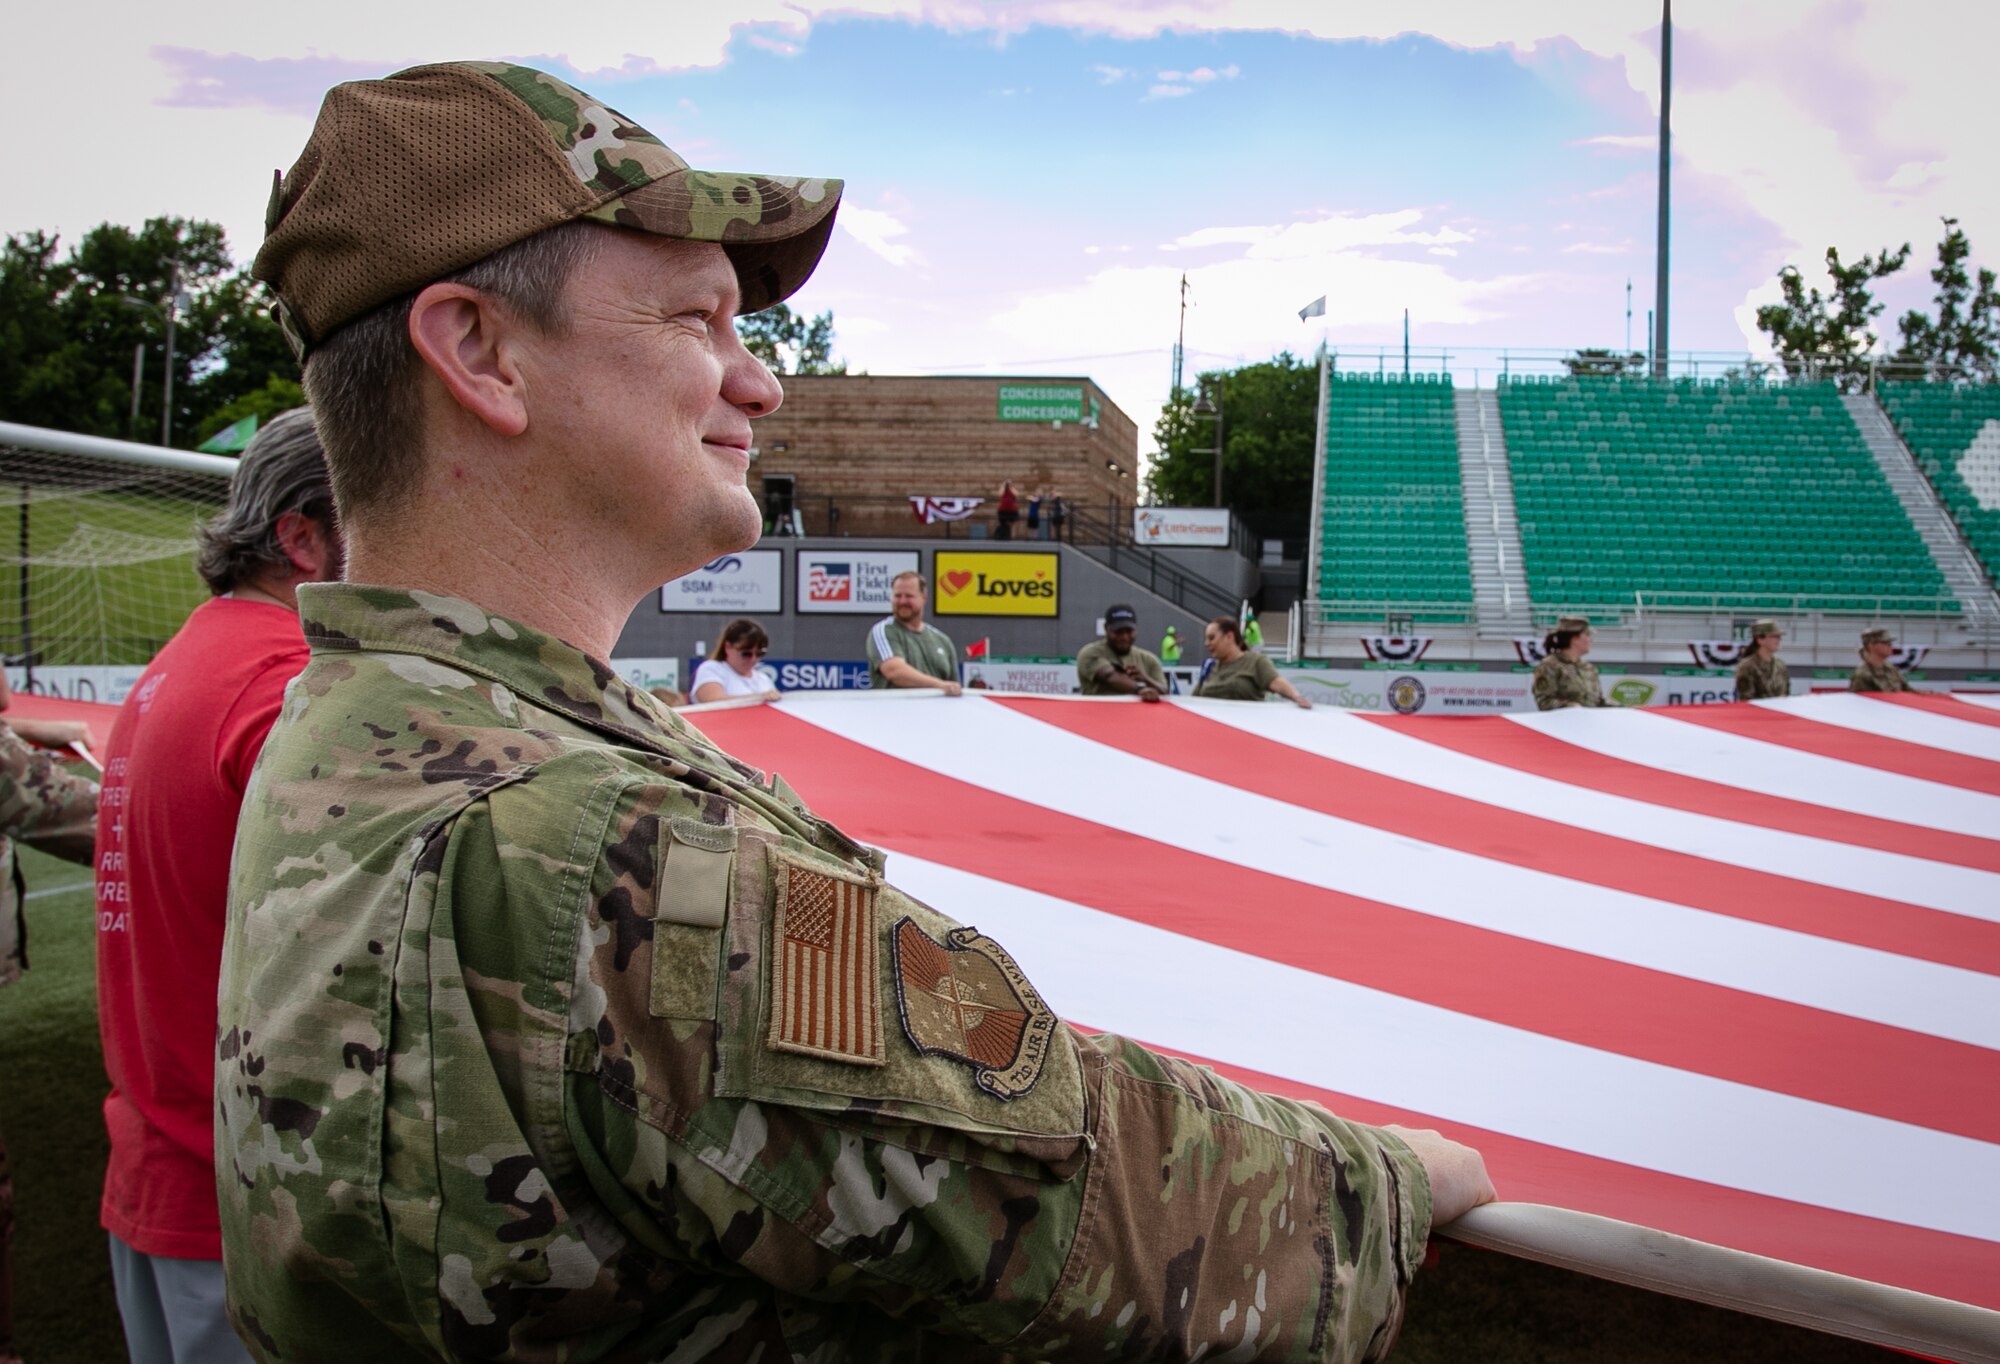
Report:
690,690,2000,1320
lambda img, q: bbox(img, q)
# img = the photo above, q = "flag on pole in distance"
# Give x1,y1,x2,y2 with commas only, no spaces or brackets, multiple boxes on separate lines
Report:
1299,295,1327,321
690,690,2000,1320
964,638,989,659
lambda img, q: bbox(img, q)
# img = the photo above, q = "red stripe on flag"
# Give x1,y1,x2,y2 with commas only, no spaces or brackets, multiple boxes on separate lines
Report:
1651,704,2000,797
1868,691,2000,730
994,698,2000,976
1370,714,2000,874
691,707,2000,1144
1108,1030,2000,1313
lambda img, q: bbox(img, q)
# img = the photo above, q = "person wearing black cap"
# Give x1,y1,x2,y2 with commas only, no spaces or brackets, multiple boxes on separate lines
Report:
1076,604,1168,700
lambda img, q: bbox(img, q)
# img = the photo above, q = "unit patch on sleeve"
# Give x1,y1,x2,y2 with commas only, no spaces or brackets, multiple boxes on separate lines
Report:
767,855,885,1066
889,917,1058,1100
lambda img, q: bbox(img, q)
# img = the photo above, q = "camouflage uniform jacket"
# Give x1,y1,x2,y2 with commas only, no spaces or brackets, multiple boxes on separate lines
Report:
0,723,100,988
1733,653,1790,702
1530,653,1605,711
1848,658,1911,693
216,585,1432,1364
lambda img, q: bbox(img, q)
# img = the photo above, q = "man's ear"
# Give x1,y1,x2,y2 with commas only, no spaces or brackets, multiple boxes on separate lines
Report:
273,511,340,581
407,283,530,437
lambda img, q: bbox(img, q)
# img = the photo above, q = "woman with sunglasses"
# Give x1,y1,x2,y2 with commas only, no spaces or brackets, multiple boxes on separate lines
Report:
691,618,780,704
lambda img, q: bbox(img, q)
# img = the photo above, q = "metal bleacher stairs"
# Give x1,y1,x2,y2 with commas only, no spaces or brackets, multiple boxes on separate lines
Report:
1843,391,2000,635
1454,388,1535,636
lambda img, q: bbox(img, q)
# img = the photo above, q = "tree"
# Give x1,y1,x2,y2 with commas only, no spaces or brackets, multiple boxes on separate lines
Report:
1562,348,1645,377
0,217,297,446
1891,217,2000,382
738,303,846,375
1753,242,1910,390
1146,351,1318,542
193,375,307,447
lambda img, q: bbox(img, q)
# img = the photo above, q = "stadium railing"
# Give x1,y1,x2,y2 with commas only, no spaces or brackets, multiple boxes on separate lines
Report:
1298,592,1988,665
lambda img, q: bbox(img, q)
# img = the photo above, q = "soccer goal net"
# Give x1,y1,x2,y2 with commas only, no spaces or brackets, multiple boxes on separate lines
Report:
0,423,235,672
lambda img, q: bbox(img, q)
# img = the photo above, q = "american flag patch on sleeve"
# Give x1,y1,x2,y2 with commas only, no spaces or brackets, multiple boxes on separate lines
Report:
767,854,886,1066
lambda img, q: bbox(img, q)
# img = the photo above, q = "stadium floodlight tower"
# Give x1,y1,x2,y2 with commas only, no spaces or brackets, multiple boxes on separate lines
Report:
1653,0,1673,378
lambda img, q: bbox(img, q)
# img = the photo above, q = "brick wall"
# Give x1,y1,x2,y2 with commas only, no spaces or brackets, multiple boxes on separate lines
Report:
749,375,1141,538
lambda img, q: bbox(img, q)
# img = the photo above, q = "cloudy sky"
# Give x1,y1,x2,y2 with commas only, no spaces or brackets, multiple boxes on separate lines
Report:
10,1,1997,453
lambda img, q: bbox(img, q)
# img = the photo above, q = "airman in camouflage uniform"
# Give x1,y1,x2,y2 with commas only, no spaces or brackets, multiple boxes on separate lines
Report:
0,683,100,1364
1733,619,1790,701
1849,626,1912,694
217,60,1490,1364
1531,615,1606,710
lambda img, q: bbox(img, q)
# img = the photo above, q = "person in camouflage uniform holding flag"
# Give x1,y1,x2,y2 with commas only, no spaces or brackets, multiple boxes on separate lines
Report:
1732,620,1790,701
0,671,99,1364
1531,615,1607,710
1849,626,1912,693
215,62,1493,1364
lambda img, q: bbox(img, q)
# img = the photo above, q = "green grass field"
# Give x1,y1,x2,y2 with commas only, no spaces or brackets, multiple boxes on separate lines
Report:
0,847,1894,1363
0,487,218,665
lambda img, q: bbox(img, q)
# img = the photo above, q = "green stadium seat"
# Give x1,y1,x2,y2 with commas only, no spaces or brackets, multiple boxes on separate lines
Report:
1495,379,1951,615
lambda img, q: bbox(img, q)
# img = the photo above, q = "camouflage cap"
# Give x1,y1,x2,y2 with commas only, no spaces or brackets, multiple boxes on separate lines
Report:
1861,626,1895,645
1556,614,1591,633
255,61,842,355
1751,618,1782,638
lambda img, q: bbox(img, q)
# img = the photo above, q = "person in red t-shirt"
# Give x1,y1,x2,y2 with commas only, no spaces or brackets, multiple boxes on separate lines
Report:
94,408,341,1364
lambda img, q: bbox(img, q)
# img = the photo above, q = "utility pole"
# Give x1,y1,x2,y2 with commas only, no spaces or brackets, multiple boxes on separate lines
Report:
1403,308,1410,378
1625,278,1633,356
1173,272,1188,394
161,259,181,447
1652,0,1672,378
129,343,145,440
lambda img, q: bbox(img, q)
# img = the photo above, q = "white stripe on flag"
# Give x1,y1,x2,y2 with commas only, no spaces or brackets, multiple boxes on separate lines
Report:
1961,694,2000,710
878,850,2000,1244
1184,702,2000,916
1511,707,2000,839
786,699,2000,1045
1755,693,2000,763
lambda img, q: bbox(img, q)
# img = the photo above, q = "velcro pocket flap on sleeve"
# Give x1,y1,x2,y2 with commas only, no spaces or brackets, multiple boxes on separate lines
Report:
649,819,737,1019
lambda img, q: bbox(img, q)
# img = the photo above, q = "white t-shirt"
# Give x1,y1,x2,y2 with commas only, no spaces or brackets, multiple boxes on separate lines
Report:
692,658,777,699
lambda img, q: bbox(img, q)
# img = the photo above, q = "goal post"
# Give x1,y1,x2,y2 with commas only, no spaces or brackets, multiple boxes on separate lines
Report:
0,421,236,676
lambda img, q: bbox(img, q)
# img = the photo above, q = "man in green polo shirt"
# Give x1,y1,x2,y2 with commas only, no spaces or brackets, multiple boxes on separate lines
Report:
1076,604,1167,700
867,570,961,693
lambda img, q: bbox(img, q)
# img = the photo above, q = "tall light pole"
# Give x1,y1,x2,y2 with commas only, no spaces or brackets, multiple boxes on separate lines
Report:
121,263,190,447
1193,377,1225,506
1652,0,1673,378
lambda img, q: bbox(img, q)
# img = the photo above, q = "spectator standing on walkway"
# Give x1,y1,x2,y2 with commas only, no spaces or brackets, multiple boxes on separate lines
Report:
1025,485,1044,540
1533,615,1607,710
1076,605,1166,701
867,571,961,694
1734,620,1790,701
1196,616,1312,708
1048,487,1068,542
94,408,341,1364
0,673,100,1364
1849,626,1912,693
1160,625,1181,664
994,480,1020,539
690,618,779,704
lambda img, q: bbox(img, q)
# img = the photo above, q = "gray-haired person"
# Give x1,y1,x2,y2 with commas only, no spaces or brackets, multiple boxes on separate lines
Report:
92,407,342,1364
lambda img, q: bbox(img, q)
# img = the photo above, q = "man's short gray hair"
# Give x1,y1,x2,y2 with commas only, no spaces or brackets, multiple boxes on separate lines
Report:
194,407,335,594
301,222,605,529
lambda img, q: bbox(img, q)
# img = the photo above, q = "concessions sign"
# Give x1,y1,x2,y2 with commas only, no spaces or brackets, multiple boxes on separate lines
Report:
1133,507,1231,547
796,552,921,614
659,550,783,613
933,552,1060,617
